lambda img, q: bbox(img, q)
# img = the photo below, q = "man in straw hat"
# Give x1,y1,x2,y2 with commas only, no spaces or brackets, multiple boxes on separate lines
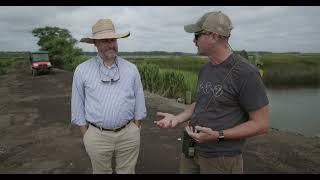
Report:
155,11,269,173
71,18,146,174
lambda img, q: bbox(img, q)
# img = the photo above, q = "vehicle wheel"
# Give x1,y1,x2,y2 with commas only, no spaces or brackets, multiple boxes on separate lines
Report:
32,69,37,76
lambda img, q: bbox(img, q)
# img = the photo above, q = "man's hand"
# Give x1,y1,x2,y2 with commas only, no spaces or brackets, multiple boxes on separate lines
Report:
80,125,88,137
154,112,179,128
185,125,219,143
133,120,142,128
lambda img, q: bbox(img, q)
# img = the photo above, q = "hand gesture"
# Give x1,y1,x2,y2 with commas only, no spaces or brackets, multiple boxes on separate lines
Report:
154,112,179,128
185,125,218,143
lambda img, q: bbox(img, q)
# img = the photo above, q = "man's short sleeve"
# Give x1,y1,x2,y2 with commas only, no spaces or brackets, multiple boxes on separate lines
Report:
239,71,269,112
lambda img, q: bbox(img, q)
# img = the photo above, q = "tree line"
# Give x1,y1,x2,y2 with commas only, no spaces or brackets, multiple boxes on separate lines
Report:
29,26,263,71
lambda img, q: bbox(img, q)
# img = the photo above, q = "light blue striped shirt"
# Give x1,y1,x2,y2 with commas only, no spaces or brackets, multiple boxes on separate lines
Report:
71,55,147,129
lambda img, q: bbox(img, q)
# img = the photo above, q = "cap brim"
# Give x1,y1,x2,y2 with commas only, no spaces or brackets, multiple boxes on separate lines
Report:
80,32,130,44
184,24,202,33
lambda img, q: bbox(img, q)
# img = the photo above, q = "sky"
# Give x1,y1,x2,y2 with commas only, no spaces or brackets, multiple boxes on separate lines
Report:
0,6,319,53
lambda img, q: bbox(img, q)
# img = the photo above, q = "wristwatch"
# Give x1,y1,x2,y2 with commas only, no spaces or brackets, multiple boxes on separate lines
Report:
218,130,224,142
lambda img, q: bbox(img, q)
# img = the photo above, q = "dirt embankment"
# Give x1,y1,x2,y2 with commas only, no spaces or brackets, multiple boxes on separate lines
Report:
0,60,319,174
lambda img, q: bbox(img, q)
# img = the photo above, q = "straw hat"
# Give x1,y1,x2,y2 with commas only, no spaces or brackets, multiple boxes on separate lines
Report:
80,18,130,44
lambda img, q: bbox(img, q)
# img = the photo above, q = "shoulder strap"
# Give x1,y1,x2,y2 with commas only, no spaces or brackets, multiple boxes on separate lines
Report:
204,56,241,112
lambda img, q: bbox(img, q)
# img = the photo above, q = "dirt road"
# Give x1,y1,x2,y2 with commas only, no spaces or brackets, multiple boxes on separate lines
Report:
0,60,319,174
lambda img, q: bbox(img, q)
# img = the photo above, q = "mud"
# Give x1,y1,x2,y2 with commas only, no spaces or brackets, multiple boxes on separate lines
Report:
0,60,319,174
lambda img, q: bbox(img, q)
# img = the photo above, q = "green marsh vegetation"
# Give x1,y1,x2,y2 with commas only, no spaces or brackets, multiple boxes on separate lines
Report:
261,53,320,88
127,52,320,101
2,51,318,102
0,52,28,75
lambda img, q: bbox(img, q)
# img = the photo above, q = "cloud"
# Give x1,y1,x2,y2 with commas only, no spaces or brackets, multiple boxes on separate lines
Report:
0,6,319,53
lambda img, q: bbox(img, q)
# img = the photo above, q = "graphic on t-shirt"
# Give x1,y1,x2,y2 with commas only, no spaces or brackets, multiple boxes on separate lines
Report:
198,81,223,98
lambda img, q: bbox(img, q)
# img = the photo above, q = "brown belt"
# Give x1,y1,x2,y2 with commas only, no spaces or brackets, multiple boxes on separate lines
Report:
88,121,131,132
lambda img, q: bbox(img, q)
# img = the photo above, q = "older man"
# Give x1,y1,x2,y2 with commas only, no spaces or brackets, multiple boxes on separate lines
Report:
71,18,146,174
155,11,269,174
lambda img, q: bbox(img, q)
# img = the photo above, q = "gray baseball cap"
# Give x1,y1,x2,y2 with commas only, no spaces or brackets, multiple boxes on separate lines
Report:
184,11,233,37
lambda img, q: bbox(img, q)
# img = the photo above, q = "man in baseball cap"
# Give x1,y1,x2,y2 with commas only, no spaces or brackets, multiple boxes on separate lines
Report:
184,11,233,37
155,11,269,174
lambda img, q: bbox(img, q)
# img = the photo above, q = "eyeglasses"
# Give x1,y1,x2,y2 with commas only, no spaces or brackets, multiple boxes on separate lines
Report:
194,31,211,41
99,60,120,83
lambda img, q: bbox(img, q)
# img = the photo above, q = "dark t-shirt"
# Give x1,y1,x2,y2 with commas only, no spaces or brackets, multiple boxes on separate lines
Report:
190,53,269,157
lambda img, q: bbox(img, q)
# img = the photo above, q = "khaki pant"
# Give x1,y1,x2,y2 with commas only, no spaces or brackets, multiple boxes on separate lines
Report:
83,121,140,174
179,153,243,174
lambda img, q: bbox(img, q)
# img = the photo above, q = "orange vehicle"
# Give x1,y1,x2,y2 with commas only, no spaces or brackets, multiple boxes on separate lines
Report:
29,51,53,76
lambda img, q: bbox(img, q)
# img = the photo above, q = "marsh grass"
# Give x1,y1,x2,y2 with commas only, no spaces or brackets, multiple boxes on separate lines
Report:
135,53,319,101
0,56,24,75
137,63,189,99
261,53,320,87
58,53,320,101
